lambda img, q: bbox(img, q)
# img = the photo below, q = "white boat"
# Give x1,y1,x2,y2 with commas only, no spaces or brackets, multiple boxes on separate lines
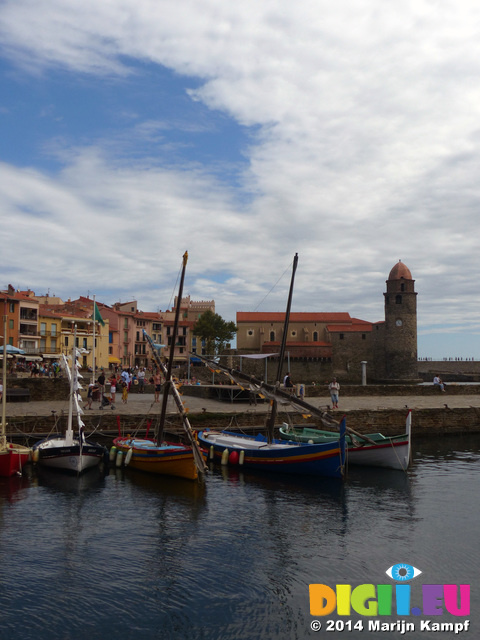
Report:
33,333,106,474
279,410,412,471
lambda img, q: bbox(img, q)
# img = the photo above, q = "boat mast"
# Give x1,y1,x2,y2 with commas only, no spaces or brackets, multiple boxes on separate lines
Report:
266,253,298,444
157,251,188,446
144,330,207,474
1,301,8,450
92,295,96,385
65,325,77,447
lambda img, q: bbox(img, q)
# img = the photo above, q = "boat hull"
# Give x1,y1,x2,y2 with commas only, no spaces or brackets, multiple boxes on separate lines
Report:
113,437,198,481
279,411,412,471
197,430,345,479
33,438,105,474
0,444,31,477
345,438,410,470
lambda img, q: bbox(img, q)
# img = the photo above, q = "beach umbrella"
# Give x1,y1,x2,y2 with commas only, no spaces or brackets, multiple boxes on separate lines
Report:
0,345,25,355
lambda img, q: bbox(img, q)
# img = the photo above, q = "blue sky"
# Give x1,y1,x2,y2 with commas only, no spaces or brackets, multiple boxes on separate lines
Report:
1,0,480,360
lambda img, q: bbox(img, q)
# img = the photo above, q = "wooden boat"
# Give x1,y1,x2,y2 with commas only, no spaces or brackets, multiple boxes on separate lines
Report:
279,410,412,471
112,437,199,480
197,254,346,480
198,420,346,479
0,441,31,478
0,307,31,477
32,339,106,474
112,252,206,482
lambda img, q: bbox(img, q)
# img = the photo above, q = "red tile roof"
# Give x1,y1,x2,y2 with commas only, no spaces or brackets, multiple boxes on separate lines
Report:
237,312,352,323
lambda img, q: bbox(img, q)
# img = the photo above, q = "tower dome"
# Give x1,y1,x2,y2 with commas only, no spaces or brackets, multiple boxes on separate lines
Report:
388,261,412,281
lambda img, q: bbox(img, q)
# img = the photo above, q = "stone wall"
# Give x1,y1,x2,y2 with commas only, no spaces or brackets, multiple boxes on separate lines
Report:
9,406,480,440
417,360,480,382
6,376,70,401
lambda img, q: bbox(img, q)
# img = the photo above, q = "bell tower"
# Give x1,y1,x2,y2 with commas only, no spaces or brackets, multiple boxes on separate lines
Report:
383,261,418,380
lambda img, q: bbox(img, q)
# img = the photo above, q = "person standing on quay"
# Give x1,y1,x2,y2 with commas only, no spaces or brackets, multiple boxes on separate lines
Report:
137,367,146,393
153,371,162,403
328,377,340,409
109,374,117,404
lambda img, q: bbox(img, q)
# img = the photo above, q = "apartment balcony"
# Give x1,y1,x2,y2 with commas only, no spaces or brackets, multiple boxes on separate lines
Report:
19,326,41,338
19,310,38,322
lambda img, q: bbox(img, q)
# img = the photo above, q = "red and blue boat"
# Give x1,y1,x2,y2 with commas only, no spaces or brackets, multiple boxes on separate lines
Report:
198,417,346,479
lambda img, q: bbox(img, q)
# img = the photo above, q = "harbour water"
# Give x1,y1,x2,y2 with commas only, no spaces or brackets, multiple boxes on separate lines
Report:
0,433,478,640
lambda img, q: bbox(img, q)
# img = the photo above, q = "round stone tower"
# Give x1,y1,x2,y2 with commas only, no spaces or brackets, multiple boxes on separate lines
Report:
383,261,418,380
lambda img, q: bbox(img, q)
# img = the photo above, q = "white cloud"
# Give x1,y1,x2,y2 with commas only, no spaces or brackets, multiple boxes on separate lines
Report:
1,0,480,356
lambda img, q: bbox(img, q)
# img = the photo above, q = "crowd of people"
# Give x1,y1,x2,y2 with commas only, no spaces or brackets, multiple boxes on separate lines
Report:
6,359,62,378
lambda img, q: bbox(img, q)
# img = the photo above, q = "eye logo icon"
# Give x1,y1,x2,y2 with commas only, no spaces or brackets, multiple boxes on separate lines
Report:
386,563,422,582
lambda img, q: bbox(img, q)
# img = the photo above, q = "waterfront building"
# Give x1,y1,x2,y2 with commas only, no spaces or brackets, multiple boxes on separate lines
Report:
38,302,110,371
0,286,41,361
236,261,418,383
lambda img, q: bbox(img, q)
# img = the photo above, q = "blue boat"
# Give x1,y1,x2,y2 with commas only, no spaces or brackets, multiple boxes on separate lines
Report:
197,253,346,480
197,418,346,479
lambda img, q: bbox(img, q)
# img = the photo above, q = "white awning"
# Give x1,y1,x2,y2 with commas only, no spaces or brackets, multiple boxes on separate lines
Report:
23,355,43,361
42,353,63,359
241,353,280,359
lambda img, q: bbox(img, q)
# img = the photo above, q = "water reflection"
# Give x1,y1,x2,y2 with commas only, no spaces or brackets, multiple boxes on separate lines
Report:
35,465,106,494
0,471,32,505
112,466,207,504
0,435,477,640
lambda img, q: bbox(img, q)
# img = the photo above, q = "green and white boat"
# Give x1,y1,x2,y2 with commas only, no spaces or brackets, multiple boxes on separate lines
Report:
279,410,412,471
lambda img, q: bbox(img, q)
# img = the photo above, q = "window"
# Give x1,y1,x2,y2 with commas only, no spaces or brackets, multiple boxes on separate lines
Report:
396,295,402,304
65,337,69,347
9,302,14,313
401,283,405,291
362,334,366,340
83,338,87,349
291,331,296,337
51,324,57,336
247,330,254,336
40,322,46,336
313,331,318,342
40,339,46,350
340,334,344,340
9,320,13,330
270,331,275,341
51,338,57,351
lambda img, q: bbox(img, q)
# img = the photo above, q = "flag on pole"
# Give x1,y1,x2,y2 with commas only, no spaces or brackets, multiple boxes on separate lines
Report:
93,301,105,326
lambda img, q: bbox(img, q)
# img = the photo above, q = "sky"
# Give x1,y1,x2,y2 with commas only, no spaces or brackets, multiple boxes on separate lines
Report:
1,0,480,360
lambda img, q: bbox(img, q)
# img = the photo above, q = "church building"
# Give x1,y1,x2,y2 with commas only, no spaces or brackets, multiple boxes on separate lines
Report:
235,261,418,383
